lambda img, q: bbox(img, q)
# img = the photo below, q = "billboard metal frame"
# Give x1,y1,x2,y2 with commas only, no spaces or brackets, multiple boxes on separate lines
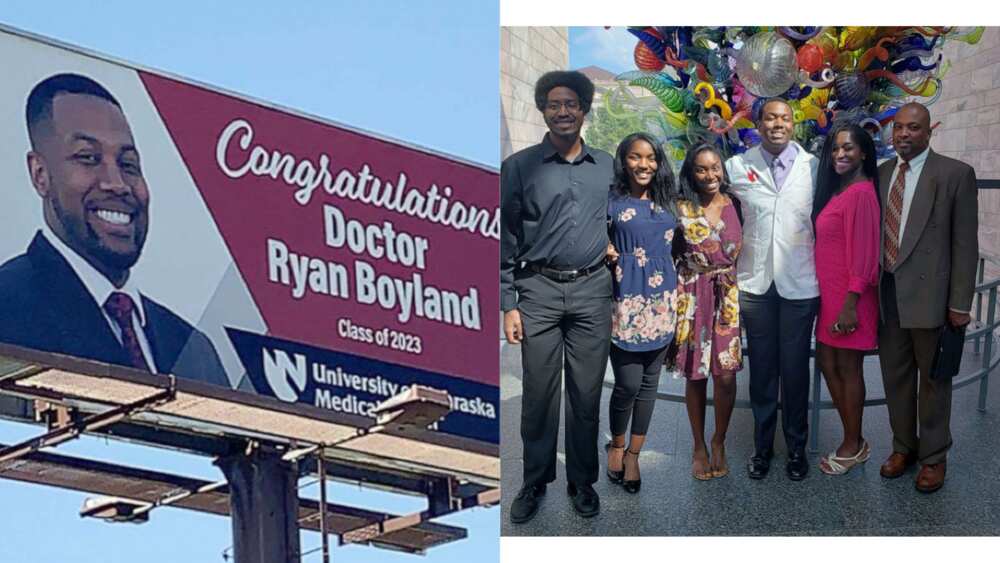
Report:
0,342,500,558
0,342,498,484
0,442,474,554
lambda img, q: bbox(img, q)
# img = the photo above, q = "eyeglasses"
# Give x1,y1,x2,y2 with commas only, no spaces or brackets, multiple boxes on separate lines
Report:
544,100,581,112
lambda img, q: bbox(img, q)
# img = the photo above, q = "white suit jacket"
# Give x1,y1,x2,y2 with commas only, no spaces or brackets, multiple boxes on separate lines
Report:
725,142,820,299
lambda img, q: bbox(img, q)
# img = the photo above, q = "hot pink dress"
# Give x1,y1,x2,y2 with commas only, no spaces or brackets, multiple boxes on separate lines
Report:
814,180,880,350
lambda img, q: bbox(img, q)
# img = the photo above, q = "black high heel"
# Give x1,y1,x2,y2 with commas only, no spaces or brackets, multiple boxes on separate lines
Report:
623,449,642,494
605,441,624,484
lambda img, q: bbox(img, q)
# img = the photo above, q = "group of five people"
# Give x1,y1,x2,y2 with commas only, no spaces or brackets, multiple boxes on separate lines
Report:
500,70,978,524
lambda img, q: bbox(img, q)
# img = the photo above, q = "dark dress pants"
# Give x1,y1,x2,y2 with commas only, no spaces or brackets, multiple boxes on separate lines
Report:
516,267,612,488
740,282,818,456
878,272,952,464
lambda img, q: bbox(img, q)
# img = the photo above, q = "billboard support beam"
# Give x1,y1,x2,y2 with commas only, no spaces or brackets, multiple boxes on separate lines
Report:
462,487,501,509
217,442,301,563
338,482,500,547
0,379,176,464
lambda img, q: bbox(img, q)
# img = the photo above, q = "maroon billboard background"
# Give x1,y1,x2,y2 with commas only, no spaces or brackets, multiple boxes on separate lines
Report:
141,73,499,387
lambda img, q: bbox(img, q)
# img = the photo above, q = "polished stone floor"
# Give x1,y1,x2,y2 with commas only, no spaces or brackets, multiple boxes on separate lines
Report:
500,339,1000,536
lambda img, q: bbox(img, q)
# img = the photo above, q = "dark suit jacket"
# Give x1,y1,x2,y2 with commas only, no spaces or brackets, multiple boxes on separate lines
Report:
0,232,230,387
878,149,978,328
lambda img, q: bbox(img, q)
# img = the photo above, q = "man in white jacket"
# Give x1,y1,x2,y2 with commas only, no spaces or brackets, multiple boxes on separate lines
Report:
725,98,820,481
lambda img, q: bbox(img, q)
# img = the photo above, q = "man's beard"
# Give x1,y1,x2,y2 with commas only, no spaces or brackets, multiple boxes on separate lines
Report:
51,196,145,273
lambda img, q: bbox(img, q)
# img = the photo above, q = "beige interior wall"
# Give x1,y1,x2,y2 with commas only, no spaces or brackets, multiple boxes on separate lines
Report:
931,27,1000,274
500,27,569,160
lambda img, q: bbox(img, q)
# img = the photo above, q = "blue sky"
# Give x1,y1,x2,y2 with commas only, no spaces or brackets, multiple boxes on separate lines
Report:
0,1,498,561
570,27,637,74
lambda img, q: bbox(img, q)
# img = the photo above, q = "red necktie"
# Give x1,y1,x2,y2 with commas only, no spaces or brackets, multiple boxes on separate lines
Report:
883,161,909,267
103,292,152,371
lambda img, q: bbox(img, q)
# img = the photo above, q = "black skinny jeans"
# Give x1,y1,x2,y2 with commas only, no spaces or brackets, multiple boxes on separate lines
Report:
608,344,667,436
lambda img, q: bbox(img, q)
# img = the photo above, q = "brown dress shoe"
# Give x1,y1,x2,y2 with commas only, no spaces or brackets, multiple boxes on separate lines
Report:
879,452,917,479
915,462,947,493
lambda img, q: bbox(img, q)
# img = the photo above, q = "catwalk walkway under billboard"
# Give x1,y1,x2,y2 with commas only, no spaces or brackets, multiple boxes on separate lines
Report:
500,339,1000,536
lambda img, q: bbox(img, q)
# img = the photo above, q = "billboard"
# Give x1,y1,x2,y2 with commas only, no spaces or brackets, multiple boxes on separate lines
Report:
0,28,499,444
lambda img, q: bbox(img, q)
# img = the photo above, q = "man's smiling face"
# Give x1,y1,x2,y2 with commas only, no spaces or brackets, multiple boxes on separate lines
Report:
542,86,584,140
30,92,149,278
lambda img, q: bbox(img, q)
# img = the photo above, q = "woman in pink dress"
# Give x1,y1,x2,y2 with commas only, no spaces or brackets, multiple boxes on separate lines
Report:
811,124,881,475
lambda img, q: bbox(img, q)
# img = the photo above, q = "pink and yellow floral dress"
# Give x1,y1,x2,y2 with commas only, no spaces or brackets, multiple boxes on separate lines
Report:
671,198,743,380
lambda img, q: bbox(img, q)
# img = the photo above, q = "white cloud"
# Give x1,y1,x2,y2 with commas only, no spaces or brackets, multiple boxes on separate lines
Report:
571,27,637,73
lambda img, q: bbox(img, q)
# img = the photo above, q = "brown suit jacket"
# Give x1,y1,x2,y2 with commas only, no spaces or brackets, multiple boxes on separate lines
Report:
878,149,978,328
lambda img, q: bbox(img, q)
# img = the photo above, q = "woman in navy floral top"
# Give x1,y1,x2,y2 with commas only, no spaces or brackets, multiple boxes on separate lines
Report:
605,132,680,494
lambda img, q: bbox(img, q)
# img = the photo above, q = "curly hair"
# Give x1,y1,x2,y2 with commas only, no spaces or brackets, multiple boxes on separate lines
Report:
533,70,595,114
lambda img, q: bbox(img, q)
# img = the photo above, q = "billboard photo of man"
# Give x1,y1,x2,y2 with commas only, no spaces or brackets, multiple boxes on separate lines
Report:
0,73,228,387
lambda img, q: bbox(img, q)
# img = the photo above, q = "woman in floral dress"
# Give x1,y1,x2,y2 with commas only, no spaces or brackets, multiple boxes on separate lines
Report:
671,144,743,480
605,132,682,494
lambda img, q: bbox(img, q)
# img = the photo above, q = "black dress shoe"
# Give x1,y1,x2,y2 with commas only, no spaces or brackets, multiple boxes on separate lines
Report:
786,451,809,481
747,452,772,480
509,484,546,524
566,482,600,518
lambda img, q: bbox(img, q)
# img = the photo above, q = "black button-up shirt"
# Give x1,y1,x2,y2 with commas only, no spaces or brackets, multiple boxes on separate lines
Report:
500,135,614,311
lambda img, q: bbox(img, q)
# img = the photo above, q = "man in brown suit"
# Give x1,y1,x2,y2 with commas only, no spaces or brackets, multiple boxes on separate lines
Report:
877,102,978,493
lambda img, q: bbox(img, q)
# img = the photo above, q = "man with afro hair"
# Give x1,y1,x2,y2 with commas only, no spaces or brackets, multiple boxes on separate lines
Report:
501,70,614,523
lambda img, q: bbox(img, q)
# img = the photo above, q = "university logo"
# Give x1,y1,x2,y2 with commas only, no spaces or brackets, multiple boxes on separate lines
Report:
262,348,308,402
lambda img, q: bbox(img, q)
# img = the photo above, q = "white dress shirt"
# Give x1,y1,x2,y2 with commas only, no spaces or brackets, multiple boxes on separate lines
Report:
41,226,158,372
888,146,930,246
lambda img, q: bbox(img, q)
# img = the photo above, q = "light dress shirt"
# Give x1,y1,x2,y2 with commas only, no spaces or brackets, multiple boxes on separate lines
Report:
887,146,929,246
760,142,799,191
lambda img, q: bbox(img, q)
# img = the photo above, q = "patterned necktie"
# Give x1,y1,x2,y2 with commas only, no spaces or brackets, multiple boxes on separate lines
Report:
883,161,910,266
103,292,151,371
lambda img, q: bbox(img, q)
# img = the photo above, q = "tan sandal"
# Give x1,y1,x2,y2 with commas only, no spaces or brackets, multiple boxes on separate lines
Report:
692,453,713,481
819,440,870,476
711,463,730,479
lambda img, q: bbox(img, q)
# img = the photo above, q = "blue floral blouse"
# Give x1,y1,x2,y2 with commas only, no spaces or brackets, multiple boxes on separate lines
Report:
608,193,678,352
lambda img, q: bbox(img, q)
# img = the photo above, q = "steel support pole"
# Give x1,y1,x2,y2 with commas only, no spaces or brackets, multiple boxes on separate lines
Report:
218,445,301,563
975,257,985,354
318,455,330,563
979,287,996,412
809,353,821,454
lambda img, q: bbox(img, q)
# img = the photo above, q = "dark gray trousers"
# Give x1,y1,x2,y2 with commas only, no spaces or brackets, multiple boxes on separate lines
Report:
878,272,952,464
516,267,611,487
740,282,818,455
